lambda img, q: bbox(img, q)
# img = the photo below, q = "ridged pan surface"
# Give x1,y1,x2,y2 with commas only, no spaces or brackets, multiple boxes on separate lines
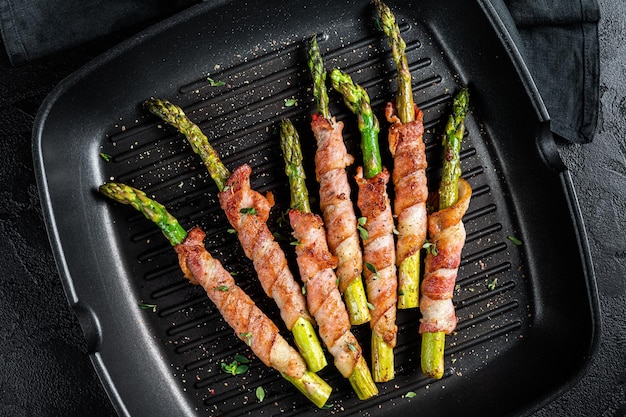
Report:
33,1,598,416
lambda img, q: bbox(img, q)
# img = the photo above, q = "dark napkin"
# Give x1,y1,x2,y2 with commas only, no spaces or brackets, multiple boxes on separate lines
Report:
0,0,200,63
499,0,601,143
0,0,600,143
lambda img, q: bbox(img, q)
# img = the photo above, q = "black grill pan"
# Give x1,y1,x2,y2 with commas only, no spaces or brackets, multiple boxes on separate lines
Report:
33,1,599,416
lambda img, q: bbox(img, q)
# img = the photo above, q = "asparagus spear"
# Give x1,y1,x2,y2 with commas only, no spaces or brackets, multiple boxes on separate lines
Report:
329,70,382,179
375,0,423,309
144,98,327,373
308,36,331,120
280,119,378,400
330,69,397,383
374,0,414,124
307,35,371,326
98,183,332,408
421,86,470,379
438,87,470,210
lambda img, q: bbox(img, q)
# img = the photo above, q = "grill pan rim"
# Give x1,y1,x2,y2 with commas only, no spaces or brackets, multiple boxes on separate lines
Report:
32,1,600,416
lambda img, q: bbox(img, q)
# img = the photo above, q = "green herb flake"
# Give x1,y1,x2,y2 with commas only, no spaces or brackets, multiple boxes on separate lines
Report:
215,285,229,292
240,207,258,215
290,240,301,246
404,391,417,398
423,240,438,256
255,386,266,402
100,152,112,162
284,98,298,107
272,232,287,241
366,302,375,310
227,228,237,234
138,303,157,312
207,77,226,87
357,217,369,240
234,354,250,364
241,332,253,346
301,283,306,295
487,278,498,291
221,355,250,376
365,262,379,279
507,235,523,246
347,342,357,352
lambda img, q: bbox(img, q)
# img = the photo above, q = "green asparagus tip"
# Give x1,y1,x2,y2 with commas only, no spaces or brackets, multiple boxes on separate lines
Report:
308,35,331,119
99,182,187,246
280,119,311,213
329,68,382,179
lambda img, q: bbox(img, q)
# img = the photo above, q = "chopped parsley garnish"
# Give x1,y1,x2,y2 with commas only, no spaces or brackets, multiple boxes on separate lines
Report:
221,354,250,375
357,217,369,240
240,207,258,215
507,235,523,246
365,262,379,279
423,240,438,256
138,303,157,312
255,386,266,402
207,77,226,87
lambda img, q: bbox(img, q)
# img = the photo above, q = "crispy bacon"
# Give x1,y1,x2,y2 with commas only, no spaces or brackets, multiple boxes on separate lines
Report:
175,226,307,378
419,178,472,334
311,114,362,294
289,209,363,378
355,167,398,347
218,164,312,330
385,102,428,273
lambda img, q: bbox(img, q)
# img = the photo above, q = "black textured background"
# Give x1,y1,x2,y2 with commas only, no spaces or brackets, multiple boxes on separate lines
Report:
0,0,623,416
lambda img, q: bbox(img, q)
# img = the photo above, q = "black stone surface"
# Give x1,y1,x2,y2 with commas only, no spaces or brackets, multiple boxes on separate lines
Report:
0,0,623,416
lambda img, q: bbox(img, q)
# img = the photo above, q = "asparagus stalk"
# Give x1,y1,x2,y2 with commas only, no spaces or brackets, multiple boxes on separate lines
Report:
280,119,378,400
438,87,470,210
308,36,331,120
98,183,332,407
374,0,414,124
330,69,396,382
144,98,230,192
307,36,371,326
375,0,422,309
421,86,470,379
329,69,382,179
144,98,327,373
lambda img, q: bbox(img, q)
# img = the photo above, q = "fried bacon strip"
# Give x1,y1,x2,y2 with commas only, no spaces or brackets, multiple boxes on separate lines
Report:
289,211,361,376
420,86,471,379
312,115,360,293
419,178,472,334
281,119,378,400
312,114,369,324
98,183,332,408
176,227,307,377
329,67,398,383
218,165,311,327
308,35,370,326
385,102,428,308
355,167,398,355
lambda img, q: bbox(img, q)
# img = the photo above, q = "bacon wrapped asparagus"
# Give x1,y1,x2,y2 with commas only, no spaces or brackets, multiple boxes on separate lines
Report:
420,87,471,379
280,119,378,400
330,69,398,383
144,98,327,373
375,0,428,309
98,183,332,408
307,36,370,326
